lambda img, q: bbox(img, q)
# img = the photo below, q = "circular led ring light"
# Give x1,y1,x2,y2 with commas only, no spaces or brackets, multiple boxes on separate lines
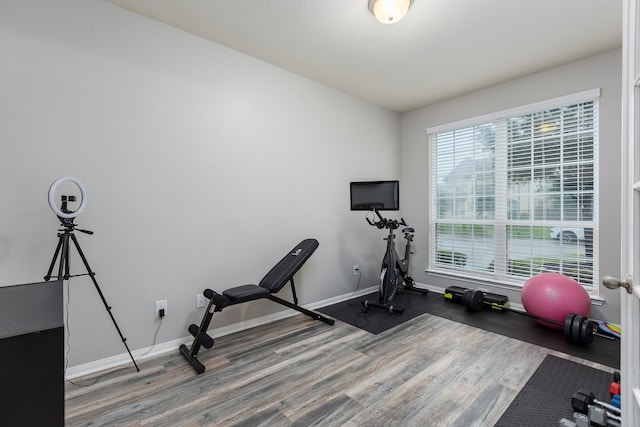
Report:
48,176,87,219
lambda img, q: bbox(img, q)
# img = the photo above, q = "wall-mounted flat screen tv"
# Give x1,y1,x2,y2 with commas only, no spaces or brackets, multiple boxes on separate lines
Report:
350,180,399,211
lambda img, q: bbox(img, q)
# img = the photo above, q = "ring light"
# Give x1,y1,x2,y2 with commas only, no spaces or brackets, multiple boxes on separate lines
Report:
48,176,87,219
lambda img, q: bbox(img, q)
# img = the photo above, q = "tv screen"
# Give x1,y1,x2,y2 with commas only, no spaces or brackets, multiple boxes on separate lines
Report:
350,180,399,211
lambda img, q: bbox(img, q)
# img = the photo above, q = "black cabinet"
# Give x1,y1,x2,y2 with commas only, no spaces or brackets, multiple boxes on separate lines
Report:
0,280,64,426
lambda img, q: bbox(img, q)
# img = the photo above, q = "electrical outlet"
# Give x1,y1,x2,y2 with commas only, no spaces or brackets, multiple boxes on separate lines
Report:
196,293,206,308
352,265,360,276
155,300,167,317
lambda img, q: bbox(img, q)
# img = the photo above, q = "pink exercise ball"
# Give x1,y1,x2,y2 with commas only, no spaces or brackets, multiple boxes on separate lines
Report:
521,273,591,330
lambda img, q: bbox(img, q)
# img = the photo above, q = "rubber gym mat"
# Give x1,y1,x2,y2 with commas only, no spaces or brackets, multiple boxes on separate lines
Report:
317,290,437,335
320,291,620,368
429,300,620,369
495,354,614,426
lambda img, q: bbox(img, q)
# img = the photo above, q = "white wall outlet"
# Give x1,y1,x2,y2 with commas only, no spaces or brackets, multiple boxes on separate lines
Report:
352,265,360,276
155,300,168,317
196,293,206,308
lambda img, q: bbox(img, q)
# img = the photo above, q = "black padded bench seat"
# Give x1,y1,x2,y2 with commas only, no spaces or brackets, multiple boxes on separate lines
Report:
179,238,335,374
222,285,271,304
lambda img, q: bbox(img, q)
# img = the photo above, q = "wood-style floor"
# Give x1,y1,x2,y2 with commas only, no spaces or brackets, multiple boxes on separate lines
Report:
64,312,615,426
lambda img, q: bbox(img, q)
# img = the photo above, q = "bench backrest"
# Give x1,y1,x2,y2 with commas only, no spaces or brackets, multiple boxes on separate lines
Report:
259,238,319,293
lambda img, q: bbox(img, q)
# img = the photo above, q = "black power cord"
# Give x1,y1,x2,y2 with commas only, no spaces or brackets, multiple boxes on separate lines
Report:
64,283,165,387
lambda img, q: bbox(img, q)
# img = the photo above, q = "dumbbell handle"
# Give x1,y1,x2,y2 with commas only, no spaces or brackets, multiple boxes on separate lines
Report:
503,306,564,327
527,311,617,344
595,331,616,341
464,289,601,345
467,289,569,327
593,398,621,416
501,304,603,345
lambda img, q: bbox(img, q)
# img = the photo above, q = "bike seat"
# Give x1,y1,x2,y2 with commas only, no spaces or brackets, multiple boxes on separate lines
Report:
402,227,414,233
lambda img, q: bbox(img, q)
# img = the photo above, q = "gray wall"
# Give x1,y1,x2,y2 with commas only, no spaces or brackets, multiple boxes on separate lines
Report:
0,0,623,370
400,49,623,323
0,0,400,367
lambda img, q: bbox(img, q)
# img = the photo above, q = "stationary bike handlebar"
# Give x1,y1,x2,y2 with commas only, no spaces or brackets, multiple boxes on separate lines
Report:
366,209,407,230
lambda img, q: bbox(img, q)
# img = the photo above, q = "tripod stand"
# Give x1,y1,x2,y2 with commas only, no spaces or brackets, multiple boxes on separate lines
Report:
44,218,139,372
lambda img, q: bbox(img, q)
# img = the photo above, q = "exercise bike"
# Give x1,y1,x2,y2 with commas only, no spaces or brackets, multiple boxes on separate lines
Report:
362,209,428,314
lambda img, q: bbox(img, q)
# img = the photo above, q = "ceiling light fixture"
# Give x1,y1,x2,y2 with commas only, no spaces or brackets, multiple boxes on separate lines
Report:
368,0,413,24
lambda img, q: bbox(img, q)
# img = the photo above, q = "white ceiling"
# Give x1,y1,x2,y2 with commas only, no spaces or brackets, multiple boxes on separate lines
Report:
107,0,622,113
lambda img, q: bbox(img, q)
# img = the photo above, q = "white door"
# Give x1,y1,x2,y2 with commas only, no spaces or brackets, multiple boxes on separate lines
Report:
613,1,640,425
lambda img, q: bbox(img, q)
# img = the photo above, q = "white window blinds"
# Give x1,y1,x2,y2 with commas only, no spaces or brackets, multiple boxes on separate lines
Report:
428,91,599,290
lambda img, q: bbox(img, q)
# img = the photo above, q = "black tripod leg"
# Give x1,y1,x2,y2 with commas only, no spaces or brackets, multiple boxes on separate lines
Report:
62,231,71,280
69,234,140,372
44,234,65,281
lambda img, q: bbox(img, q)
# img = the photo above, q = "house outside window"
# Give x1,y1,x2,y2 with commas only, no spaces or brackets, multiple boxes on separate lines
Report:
428,89,599,291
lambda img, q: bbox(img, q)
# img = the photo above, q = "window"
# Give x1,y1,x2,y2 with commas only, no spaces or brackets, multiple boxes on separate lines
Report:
428,90,599,290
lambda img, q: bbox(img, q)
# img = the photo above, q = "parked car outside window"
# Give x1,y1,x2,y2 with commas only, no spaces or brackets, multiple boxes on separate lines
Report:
549,227,584,243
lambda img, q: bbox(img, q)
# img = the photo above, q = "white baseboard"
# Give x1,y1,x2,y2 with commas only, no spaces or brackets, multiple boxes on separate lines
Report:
65,285,378,379
66,282,604,380
416,282,444,294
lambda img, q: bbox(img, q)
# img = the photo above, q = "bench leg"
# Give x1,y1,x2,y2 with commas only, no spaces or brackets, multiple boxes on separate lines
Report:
180,290,228,374
268,295,335,325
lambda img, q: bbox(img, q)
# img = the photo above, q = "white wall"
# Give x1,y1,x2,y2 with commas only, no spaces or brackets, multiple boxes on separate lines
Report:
1,1,624,371
400,49,623,323
0,0,400,367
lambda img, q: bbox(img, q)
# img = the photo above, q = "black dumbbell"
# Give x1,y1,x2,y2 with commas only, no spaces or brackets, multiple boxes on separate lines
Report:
572,389,622,417
570,409,621,427
563,313,594,345
462,289,596,345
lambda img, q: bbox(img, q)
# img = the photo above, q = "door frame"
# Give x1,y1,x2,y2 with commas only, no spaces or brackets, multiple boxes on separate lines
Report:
621,0,640,424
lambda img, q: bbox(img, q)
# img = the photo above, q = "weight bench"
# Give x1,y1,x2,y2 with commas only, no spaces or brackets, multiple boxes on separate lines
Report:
179,238,335,374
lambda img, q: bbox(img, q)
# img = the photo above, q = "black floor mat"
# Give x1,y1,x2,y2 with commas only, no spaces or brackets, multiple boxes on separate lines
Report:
430,299,620,369
318,290,620,368
317,289,434,335
495,354,616,426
